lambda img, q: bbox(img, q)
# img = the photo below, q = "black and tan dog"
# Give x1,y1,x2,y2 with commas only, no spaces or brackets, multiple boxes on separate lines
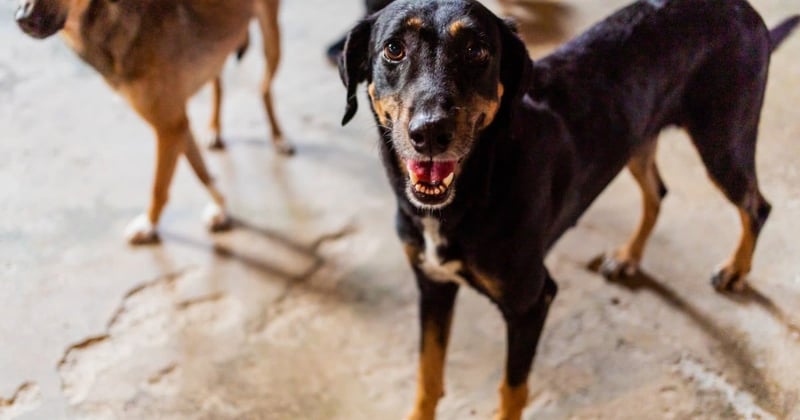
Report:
339,0,798,418
15,0,292,244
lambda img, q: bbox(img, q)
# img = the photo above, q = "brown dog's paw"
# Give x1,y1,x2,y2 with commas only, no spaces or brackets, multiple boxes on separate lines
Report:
406,408,435,420
125,214,160,245
711,266,747,293
599,253,639,280
207,135,226,151
273,139,296,156
204,203,232,233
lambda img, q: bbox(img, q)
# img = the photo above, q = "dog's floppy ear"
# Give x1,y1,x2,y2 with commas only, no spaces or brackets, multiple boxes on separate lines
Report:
339,18,373,126
498,18,532,105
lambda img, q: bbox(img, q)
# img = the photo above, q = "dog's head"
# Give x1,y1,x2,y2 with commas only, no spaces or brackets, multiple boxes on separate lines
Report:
339,0,530,210
15,0,77,39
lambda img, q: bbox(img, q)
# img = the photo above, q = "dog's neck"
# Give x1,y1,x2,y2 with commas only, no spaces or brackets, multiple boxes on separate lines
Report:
61,0,144,86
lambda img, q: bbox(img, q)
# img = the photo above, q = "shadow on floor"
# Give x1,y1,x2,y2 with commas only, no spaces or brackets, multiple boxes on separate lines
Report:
163,218,355,283
586,255,792,416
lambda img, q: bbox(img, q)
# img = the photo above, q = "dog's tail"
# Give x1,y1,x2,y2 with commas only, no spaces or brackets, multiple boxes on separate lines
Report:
235,33,251,61
770,15,800,53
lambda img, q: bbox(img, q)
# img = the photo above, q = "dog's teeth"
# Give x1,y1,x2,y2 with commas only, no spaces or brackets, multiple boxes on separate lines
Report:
409,171,419,185
442,173,454,187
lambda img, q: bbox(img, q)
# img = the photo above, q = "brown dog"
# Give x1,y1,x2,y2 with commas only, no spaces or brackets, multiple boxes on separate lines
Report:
15,0,292,244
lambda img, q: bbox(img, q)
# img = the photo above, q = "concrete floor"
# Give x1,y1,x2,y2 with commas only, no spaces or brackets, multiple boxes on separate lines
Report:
1,0,799,419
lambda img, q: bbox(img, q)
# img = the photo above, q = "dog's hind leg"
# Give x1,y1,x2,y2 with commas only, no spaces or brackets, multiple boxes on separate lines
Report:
184,132,232,232
693,133,771,292
685,63,771,292
691,122,771,293
207,77,225,150
600,140,667,279
254,0,294,155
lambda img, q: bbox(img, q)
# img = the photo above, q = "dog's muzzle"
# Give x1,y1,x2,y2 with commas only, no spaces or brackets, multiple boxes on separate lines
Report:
16,0,65,39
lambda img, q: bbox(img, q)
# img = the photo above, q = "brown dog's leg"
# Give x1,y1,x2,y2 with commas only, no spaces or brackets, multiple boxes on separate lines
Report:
254,0,294,155
407,270,459,420
496,275,556,420
208,77,225,150
184,133,232,232
125,119,187,244
601,140,666,278
711,192,770,292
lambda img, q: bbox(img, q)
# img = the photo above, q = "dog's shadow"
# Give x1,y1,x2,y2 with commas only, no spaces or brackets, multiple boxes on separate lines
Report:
163,218,356,294
502,0,575,46
586,255,798,411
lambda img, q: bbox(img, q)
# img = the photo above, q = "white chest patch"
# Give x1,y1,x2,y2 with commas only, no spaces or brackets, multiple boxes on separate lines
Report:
418,218,468,286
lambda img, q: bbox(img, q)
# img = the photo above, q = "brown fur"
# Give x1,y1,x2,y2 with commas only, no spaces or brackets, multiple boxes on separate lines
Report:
473,83,504,130
448,19,467,36
369,82,404,128
25,0,289,243
406,16,424,29
605,141,664,274
496,379,528,420
408,317,451,420
467,265,503,301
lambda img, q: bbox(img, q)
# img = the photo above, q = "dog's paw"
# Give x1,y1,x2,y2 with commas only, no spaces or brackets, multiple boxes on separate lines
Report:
405,409,434,420
207,135,226,150
204,203,232,232
273,138,296,156
125,214,159,245
599,253,639,280
711,265,747,293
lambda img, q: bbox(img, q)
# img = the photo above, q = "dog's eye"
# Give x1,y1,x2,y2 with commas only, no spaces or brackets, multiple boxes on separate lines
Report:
383,40,406,62
466,45,489,63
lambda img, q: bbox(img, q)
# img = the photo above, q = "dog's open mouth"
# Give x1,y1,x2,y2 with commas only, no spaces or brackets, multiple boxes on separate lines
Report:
406,160,457,206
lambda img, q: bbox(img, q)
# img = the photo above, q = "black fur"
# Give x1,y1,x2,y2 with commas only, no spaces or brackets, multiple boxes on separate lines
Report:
339,0,799,411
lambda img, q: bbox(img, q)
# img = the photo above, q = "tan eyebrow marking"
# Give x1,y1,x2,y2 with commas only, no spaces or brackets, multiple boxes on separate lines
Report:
449,19,469,36
405,17,424,29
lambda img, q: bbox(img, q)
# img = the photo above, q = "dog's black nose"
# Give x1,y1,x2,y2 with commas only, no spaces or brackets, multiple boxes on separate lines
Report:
409,112,455,155
16,0,34,22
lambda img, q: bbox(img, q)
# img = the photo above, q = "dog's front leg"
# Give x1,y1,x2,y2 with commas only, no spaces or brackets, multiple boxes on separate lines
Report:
496,273,557,420
407,266,459,420
125,121,187,245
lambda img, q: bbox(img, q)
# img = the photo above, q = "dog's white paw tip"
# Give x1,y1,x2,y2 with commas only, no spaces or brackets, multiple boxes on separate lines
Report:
274,139,296,156
125,214,159,245
208,136,226,150
204,203,232,232
599,254,638,280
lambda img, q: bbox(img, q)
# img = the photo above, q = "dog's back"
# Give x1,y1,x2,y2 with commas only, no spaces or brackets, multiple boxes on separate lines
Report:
528,0,797,289
61,0,253,94
532,0,770,157
530,0,777,233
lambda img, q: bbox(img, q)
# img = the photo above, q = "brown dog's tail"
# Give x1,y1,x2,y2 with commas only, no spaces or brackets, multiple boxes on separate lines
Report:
236,33,251,61
770,15,800,53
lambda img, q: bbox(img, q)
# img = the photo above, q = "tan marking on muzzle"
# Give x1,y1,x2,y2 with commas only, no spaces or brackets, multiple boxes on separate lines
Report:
368,82,402,128
472,83,504,130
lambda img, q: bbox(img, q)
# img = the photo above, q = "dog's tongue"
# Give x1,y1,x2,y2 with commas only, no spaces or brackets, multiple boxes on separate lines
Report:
407,160,456,183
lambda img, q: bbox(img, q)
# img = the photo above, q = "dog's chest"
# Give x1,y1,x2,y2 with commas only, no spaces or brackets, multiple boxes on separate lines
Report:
418,218,468,286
